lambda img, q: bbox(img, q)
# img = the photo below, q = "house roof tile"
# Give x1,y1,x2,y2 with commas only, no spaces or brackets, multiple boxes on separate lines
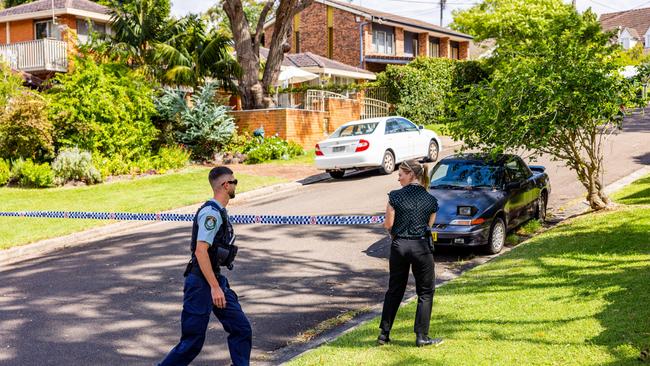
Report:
600,7,650,38
260,47,375,76
0,0,109,17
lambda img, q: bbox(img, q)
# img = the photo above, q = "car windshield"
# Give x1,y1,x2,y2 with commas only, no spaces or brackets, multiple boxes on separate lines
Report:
429,161,502,189
331,122,379,138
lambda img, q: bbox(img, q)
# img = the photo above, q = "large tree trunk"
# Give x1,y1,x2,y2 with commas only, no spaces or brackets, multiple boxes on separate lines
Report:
223,0,313,110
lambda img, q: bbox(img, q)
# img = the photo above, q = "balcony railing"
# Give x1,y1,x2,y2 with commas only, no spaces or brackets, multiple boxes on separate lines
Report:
0,39,68,73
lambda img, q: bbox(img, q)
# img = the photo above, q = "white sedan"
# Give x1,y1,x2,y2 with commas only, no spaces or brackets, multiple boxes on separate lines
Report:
315,116,443,179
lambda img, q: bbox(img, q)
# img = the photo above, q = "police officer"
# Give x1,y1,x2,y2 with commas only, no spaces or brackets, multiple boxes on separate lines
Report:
160,166,252,366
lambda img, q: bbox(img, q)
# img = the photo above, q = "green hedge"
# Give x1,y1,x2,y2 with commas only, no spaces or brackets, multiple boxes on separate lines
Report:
375,57,487,126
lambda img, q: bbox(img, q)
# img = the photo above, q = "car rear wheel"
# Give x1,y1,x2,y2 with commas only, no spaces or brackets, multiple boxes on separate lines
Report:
379,150,395,175
328,170,346,179
426,140,439,162
535,192,547,222
485,217,506,254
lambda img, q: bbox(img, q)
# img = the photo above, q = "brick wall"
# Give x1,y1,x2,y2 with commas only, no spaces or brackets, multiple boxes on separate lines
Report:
230,98,362,149
418,32,428,56
332,6,361,67
0,16,81,44
395,27,404,57
440,37,450,58
299,2,327,56
459,41,469,59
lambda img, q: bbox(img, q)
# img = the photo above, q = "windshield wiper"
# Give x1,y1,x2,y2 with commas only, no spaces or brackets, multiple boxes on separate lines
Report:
430,184,464,189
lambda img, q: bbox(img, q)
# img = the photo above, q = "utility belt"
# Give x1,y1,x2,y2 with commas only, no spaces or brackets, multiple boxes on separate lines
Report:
393,235,434,252
184,242,239,277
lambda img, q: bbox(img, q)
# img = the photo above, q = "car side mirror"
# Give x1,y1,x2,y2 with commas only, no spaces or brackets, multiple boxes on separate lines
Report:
419,125,424,130
505,181,521,190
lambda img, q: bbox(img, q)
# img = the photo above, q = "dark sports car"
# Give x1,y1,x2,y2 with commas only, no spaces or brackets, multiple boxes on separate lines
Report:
428,154,551,254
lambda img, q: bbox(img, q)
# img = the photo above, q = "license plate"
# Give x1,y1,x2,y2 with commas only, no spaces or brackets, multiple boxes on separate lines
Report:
431,231,437,242
333,146,345,152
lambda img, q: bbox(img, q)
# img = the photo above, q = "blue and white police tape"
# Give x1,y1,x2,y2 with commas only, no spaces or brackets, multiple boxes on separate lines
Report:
0,211,385,225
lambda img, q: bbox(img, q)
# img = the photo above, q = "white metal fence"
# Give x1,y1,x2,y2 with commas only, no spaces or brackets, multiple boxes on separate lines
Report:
304,90,348,112
0,39,68,73
361,97,390,119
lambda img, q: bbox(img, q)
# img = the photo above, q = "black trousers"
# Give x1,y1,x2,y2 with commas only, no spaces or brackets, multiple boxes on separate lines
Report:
380,237,435,335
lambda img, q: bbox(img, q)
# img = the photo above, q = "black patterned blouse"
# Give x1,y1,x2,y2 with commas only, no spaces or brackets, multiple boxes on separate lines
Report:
388,184,439,238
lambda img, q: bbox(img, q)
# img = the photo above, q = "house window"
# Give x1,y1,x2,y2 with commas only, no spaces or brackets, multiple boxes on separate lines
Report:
372,26,394,55
428,37,439,57
404,31,418,57
35,20,59,40
76,19,106,44
451,41,460,59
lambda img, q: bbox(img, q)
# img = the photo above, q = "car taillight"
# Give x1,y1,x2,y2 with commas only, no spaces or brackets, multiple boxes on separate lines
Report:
355,139,370,152
315,144,323,156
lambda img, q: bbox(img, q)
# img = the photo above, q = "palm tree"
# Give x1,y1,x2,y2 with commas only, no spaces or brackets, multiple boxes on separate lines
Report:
154,15,240,90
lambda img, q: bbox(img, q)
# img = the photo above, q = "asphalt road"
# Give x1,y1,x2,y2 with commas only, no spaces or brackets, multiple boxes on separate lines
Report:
0,114,648,365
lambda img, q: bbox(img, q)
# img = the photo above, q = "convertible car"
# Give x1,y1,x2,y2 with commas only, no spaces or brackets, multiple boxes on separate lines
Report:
429,154,551,254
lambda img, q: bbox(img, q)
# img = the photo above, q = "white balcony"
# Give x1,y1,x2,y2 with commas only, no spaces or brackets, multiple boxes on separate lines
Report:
0,39,68,73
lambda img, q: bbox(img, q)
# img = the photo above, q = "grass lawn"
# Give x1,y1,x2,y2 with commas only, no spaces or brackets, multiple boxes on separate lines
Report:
288,176,650,365
0,167,286,250
267,149,316,166
424,123,450,136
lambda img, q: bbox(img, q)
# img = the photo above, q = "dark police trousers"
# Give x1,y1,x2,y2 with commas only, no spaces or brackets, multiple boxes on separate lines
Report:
380,237,435,335
159,273,252,366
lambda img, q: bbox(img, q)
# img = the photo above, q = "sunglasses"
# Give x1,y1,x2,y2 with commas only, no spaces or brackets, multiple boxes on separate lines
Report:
222,179,238,186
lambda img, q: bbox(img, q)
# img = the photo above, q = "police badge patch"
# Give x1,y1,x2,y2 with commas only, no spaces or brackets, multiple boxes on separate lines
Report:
205,216,217,230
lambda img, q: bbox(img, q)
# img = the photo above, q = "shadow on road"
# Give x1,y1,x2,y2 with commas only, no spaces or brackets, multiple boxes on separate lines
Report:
0,223,388,366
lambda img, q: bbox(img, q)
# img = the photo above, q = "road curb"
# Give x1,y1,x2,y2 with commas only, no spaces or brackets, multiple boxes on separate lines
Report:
0,176,330,267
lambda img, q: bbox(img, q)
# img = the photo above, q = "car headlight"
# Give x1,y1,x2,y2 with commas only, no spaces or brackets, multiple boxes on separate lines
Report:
450,218,486,226
457,206,476,216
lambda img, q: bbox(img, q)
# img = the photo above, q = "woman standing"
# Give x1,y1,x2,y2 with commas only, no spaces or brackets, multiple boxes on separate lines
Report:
378,159,443,347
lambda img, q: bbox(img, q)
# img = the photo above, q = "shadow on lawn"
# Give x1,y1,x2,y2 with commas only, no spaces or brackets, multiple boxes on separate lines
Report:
326,208,650,365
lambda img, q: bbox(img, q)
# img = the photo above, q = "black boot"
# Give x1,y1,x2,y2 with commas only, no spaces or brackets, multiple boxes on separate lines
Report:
377,330,391,345
416,333,443,347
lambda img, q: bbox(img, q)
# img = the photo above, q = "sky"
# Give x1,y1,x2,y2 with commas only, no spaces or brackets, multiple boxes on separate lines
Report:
170,0,648,26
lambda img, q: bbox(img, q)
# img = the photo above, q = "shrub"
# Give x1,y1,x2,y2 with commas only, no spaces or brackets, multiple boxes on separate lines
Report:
152,145,190,171
16,160,55,188
244,136,304,164
46,58,159,161
0,91,53,161
0,159,9,186
52,147,102,185
156,83,235,160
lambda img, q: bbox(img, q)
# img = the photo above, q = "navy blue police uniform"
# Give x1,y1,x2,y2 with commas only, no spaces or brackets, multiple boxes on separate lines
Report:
159,199,252,366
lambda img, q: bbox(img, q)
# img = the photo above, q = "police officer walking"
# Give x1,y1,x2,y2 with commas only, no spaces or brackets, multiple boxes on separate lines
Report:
160,166,252,366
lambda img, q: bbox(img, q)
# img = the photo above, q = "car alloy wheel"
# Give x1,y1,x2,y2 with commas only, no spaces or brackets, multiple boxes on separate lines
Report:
486,218,505,254
379,151,395,175
427,140,439,162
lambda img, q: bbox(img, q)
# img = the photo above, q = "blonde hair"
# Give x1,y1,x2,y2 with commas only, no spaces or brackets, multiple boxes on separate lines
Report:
400,159,430,187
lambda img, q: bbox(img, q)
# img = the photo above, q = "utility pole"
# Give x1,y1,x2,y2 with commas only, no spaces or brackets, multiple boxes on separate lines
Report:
572,0,576,9
440,0,447,26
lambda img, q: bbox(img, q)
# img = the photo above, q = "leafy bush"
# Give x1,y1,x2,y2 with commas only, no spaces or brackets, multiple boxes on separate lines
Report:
152,145,190,171
375,58,487,126
0,159,9,186
0,91,53,161
46,58,159,161
156,83,235,160
15,159,55,188
52,147,102,185
243,136,304,164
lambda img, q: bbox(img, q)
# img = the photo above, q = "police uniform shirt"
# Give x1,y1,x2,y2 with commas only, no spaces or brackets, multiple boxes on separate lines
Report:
196,199,225,246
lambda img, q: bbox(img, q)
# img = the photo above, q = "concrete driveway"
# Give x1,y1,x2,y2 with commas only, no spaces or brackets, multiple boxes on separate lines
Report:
0,114,648,365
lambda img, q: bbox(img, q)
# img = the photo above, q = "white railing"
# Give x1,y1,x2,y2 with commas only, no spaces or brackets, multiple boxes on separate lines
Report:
361,97,390,119
0,39,68,73
304,90,348,112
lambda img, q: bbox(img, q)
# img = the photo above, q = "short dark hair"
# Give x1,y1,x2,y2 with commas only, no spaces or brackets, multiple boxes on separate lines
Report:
209,166,233,187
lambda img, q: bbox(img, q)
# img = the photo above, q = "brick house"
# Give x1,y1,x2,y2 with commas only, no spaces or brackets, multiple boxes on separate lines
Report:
263,0,473,73
600,7,650,51
0,0,110,79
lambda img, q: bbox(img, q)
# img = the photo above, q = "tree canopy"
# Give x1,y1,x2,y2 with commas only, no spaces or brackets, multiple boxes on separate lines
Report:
450,0,638,209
